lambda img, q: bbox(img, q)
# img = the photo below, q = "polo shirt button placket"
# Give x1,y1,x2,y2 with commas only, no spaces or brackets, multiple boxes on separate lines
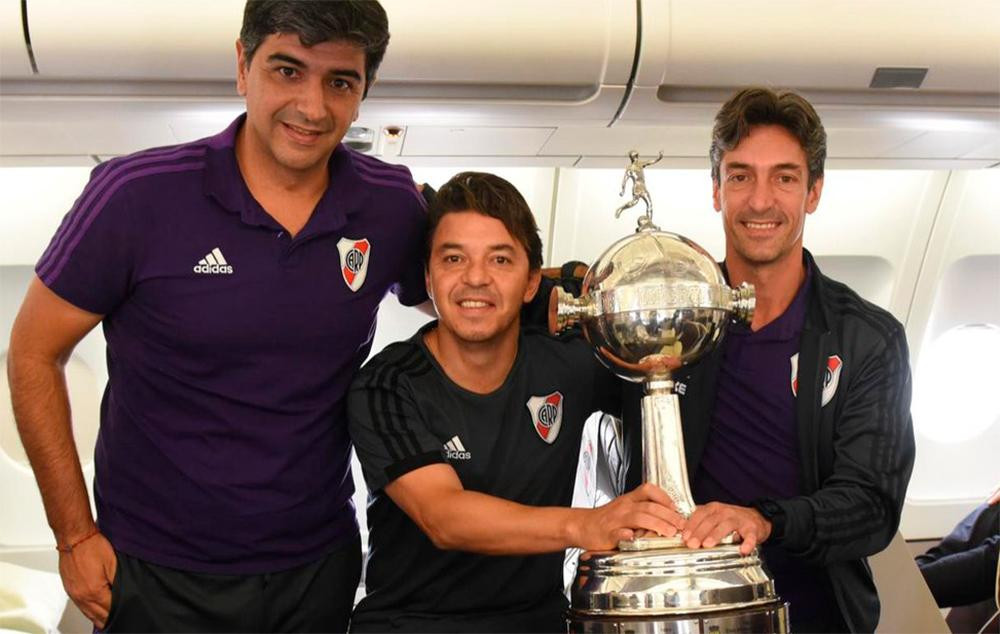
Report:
272,229,296,266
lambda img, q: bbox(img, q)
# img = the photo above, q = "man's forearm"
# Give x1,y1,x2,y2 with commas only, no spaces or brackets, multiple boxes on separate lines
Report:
405,481,681,555
417,488,584,554
8,352,95,543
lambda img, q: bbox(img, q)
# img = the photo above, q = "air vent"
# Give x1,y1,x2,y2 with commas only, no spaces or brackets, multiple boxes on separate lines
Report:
344,126,375,153
870,67,928,89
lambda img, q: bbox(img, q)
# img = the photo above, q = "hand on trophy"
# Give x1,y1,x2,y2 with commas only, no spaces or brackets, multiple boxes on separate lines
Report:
570,482,686,551
682,502,772,555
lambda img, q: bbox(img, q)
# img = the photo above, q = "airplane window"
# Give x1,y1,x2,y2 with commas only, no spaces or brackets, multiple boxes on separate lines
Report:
911,323,1000,444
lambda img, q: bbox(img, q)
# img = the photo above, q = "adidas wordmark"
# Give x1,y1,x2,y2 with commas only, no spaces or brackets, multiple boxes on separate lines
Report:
444,436,471,460
193,248,233,274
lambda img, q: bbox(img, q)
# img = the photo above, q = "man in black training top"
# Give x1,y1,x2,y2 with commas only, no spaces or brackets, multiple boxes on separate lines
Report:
347,172,683,632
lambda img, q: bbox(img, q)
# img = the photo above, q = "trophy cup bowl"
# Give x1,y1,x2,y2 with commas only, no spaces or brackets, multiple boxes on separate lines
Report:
554,229,754,382
554,163,787,632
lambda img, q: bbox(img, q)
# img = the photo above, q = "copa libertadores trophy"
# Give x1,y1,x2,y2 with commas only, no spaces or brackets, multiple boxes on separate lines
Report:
554,151,789,633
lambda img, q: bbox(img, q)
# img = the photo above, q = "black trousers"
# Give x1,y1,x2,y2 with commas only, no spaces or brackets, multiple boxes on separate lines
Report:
104,534,362,633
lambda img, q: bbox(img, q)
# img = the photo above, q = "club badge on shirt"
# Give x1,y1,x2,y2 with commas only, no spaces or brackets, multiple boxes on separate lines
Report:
526,391,563,444
790,353,844,407
336,237,370,292
821,355,843,406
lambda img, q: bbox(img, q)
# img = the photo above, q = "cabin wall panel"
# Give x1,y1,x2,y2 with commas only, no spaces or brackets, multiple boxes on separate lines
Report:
0,168,105,549
903,169,1000,538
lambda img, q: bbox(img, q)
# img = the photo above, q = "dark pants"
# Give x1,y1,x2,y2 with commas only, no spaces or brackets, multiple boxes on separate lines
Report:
351,605,567,633
104,535,362,633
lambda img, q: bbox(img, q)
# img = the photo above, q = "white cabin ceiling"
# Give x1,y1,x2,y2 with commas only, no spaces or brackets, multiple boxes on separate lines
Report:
0,0,997,166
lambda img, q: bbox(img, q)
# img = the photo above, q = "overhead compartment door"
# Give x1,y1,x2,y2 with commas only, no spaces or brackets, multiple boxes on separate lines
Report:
18,0,638,128
613,0,1000,166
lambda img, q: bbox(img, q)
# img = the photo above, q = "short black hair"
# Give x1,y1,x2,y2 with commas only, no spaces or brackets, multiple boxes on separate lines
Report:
710,87,827,188
240,0,389,98
427,172,544,270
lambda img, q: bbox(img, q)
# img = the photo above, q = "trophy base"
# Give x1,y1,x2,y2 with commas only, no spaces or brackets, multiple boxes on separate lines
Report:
618,532,736,551
570,544,785,631
618,535,683,550
567,601,788,634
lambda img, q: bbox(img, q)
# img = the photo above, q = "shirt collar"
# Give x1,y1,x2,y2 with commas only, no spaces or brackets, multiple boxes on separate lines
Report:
723,254,813,342
202,113,354,237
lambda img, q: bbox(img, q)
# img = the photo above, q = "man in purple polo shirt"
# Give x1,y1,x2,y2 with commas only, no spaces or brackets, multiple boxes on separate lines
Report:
671,88,915,632
7,2,426,631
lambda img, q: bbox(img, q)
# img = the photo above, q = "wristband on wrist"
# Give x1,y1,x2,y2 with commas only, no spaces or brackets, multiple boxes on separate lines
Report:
56,528,99,553
752,499,787,542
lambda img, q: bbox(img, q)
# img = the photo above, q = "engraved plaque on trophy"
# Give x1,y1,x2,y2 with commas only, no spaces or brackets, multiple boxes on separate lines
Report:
554,152,789,633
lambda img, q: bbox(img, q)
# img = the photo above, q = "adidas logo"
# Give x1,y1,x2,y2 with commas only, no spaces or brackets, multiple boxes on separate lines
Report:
193,248,233,274
443,436,471,460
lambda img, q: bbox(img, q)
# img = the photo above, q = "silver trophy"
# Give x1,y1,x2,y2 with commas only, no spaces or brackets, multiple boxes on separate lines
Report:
554,152,789,632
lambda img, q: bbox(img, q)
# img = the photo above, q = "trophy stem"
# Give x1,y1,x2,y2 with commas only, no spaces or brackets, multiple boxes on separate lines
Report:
641,379,696,519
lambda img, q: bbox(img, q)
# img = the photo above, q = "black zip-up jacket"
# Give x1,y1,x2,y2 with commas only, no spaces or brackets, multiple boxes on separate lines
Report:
623,250,915,632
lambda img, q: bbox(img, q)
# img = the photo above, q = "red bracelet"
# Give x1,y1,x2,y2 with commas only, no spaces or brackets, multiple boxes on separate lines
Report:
56,528,99,553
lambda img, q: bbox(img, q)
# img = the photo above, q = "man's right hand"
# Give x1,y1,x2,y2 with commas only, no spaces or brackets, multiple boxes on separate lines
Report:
58,531,117,630
571,482,686,551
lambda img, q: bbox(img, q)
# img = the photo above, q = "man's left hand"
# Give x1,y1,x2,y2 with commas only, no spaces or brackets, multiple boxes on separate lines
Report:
682,502,772,555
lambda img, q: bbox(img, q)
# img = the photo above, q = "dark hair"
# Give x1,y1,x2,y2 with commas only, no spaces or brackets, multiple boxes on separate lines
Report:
426,172,544,270
710,87,827,188
240,0,389,98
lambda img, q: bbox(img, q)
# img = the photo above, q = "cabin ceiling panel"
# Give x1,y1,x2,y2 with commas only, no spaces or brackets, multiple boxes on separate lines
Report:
825,129,925,158
959,136,1000,160
540,125,712,158
400,126,556,157
574,156,709,169
356,88,628,127
884,130,1000,159
395,156,578,168
823,158,997,170
0,100,206,156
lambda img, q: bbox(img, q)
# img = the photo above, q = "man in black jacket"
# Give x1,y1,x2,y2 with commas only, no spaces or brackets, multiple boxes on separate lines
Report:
670,87,915,632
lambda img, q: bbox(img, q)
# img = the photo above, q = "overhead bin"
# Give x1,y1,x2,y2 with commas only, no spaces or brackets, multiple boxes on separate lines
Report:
612,0,1000,163
633,0,999,96
18,0,637,126
0,2,32,78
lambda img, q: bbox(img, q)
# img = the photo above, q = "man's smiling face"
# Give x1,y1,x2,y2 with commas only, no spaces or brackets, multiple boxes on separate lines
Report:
236,33,365,177
713,124,823,270
426,211,540,346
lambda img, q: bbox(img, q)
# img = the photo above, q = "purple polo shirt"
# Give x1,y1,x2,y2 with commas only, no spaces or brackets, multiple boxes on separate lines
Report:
692,264,811,505
36,115,427,574
692,261,840,624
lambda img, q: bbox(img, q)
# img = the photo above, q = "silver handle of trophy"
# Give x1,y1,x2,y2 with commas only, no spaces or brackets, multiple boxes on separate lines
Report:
550,286,595,333
641,381,697,519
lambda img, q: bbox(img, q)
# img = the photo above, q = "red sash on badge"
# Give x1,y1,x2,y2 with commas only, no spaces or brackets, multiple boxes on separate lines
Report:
526,392,564,444
337,237,370,292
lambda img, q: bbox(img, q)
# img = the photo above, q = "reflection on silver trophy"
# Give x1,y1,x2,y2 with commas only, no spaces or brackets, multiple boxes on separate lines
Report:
554,152,790,632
